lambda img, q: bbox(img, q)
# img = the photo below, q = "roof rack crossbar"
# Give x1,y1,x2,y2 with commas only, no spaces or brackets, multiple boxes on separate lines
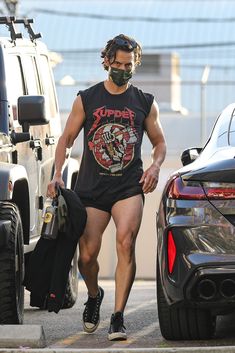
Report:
0,16,15,23
15,18,42,42
0,16,22,42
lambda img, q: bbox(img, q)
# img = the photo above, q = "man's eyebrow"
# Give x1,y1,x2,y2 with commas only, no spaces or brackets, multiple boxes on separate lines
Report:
114,60,132,65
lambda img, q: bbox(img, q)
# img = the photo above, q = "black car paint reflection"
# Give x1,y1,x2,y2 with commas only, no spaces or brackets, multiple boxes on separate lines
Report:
157,103,235,340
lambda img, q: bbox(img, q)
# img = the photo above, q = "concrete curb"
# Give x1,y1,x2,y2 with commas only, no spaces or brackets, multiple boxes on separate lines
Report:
0,325,46,348
1,347,235,353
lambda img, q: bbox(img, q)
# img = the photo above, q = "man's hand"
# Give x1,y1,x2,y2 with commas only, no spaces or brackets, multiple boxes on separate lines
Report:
47,175,65,198
139,164,160,194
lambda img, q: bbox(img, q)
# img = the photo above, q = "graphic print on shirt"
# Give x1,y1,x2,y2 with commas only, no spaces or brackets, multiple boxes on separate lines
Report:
87,106,138,174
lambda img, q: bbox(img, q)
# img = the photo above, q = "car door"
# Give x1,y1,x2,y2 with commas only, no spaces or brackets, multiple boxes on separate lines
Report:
5,52,42,237
37,52,61,193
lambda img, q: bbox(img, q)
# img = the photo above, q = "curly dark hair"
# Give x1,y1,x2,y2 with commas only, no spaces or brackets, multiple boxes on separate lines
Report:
101,34,142,71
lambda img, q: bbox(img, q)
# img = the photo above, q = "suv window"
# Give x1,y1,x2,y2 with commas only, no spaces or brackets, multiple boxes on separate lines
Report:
22,56,40,95
39,55,57,117
5,55,25,103
5,55,25,121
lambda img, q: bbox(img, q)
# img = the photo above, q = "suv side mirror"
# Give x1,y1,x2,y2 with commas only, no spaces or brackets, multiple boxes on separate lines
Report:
181,147,202,166
18,95,49,132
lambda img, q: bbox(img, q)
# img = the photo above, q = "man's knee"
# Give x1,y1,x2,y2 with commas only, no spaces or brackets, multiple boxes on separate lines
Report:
116,230,137,257
78,251,98,267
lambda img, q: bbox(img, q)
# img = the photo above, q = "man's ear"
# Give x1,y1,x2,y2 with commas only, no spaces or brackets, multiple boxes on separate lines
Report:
104,56,110,68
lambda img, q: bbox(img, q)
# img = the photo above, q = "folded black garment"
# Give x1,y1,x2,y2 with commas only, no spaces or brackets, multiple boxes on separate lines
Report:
24,190,87,313
60,188,87,241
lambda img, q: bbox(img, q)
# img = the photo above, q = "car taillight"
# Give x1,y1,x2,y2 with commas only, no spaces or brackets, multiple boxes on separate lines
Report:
203,182,235,199
167,176,206,200
167,177,235,200
167,230,176,274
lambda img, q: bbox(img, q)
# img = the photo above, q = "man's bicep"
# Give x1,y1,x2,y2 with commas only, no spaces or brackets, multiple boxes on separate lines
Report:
144,101,165,146
63,95,85,147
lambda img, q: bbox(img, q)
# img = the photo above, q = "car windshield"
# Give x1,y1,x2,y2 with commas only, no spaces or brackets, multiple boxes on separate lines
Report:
208,104,235,148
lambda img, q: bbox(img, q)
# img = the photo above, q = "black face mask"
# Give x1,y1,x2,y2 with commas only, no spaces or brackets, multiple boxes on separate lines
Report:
109,67,132,87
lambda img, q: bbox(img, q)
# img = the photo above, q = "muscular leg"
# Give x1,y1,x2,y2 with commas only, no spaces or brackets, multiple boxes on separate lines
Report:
78,207,111,297
111,194,143,313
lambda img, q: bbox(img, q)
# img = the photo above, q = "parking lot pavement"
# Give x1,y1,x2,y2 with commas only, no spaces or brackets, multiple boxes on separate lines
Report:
24,280,161,349
2,280,235,352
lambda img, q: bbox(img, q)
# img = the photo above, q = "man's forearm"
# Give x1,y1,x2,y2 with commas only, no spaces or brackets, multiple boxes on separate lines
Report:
151,142,166,168
54,136,69,177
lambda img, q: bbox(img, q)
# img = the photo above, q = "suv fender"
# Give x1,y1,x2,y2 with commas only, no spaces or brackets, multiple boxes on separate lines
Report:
0,162,30,243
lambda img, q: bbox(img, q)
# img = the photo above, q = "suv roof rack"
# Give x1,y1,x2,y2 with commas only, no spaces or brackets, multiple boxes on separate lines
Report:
0,16,42,44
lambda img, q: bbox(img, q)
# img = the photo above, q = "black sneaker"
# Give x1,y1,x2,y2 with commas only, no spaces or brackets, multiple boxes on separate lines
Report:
83,286,104,333
108,311,127,341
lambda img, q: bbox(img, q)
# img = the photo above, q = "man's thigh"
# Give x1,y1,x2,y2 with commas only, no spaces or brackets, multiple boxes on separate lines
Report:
111,194,144,238
79,207,111,253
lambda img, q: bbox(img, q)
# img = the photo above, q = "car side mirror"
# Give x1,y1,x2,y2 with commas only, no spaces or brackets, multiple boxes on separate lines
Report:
181,148,202,166
18,95,49,132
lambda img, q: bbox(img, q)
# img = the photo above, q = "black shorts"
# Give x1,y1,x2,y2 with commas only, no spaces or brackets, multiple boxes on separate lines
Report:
79,187,144,214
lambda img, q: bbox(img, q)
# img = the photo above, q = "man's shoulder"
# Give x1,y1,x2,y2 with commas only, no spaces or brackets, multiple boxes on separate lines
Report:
131,84,152,97
130,84,155,106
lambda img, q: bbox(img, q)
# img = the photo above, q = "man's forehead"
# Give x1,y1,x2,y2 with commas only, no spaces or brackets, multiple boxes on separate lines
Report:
112,50,135,62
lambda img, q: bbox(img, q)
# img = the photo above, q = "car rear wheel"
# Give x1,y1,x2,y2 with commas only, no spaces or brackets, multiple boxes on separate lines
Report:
62,246,78,309
157,263,216,340
0,202,24,324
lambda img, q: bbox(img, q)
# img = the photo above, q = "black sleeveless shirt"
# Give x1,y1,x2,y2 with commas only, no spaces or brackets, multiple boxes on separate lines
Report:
75,82,154,199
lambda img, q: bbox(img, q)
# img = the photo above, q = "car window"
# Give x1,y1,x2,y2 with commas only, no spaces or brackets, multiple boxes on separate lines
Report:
228,110,235,146
211,105,233,147
38,55,57,118
217,127,229,147
5,55,25,121
22,56,40,95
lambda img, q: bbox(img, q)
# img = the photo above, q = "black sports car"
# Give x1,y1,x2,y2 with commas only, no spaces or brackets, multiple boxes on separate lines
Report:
157,103,235,340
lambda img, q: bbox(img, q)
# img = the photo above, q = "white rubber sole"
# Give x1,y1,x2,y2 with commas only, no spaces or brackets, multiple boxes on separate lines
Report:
83,320,100,333
108,331,127,341
82,286,104,334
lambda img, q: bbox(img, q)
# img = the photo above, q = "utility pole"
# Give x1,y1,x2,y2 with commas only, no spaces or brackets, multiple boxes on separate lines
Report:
200,65,210,146
2,0,18,16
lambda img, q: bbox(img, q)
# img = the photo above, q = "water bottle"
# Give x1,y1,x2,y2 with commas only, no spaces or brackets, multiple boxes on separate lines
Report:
41,197,58,240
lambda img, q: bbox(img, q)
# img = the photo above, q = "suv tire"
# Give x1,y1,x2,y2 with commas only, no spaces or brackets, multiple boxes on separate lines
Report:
62,247,78,309
0,202,24,324
157,262,216,340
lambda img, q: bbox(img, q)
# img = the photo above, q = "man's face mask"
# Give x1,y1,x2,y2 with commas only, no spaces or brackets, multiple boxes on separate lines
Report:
109,67,133,87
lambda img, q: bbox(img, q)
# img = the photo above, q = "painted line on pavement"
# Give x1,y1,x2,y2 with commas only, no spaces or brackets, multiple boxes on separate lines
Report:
50,299,156,348
110,322,159,349
125,322,159,346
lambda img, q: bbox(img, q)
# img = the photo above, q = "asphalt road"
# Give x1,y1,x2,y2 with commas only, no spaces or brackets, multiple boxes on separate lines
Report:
23,280,235,350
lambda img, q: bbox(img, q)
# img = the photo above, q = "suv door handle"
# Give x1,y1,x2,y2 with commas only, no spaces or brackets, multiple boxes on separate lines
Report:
45,136,55,146
29,138,42,161
29,138,41,149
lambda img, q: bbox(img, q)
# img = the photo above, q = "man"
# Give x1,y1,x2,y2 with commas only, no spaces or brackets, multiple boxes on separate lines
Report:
47,34,166,341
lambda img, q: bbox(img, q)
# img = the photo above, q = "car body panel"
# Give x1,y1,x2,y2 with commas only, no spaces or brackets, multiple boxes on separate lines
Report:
157,102,235,315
